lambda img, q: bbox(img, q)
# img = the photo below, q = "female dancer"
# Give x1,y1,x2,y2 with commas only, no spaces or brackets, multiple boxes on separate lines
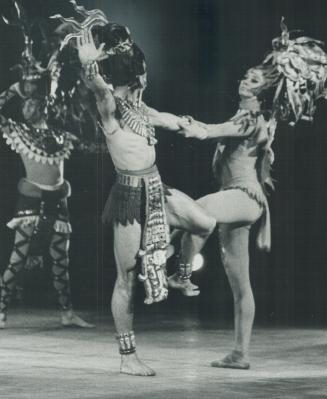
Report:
170,21,327,369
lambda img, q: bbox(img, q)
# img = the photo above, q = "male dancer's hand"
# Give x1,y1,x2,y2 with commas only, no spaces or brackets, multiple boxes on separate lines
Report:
77,29,105,65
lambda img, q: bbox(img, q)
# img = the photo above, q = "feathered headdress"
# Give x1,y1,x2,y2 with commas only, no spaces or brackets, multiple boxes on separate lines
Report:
264,17,327,125
258,18,327,184
48,1,145,153
50,0,133,58
2,1,45,83
50,0,109,51
2,0,62,104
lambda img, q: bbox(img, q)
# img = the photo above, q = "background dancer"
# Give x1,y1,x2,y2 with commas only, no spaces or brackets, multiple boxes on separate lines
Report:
0,3,93,329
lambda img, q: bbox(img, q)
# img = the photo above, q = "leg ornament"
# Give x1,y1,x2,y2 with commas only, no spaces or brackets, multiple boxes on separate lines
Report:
0,226,31,315
176,254,192,281
168,253,200,297
116,331,136,355
49,233,72,311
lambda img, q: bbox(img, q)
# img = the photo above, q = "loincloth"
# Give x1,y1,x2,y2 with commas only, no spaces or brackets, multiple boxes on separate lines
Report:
103,165,171,304
7,178,72,268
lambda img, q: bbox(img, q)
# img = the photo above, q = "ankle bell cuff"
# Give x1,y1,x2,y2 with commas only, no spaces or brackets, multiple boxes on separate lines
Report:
116,330,136,355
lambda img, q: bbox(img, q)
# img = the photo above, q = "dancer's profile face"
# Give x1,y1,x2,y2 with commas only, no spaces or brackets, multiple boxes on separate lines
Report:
239,68,265,99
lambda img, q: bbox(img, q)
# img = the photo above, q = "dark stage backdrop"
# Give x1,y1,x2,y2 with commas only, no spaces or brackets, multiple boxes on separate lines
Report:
0,0,327,325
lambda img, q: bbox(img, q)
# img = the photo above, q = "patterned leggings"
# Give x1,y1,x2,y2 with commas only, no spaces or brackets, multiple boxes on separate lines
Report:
0,224,72,315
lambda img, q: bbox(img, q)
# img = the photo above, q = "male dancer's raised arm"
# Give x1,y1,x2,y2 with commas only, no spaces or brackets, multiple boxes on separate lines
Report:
78,30,190,133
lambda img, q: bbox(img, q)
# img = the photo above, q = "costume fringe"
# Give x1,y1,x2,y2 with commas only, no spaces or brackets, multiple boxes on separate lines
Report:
7,216,39,229
54,220,72,234
223,185,266,209
102,183,142,225
7,217,71,234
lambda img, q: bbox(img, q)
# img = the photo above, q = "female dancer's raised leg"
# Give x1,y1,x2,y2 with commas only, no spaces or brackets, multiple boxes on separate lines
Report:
169,189,262,295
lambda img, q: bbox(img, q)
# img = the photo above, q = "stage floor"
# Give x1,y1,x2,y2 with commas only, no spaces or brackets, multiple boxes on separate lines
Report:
0,309,326,399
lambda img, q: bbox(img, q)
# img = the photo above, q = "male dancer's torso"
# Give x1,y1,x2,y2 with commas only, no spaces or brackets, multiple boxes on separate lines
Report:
101,100,156,172
105,127,155,171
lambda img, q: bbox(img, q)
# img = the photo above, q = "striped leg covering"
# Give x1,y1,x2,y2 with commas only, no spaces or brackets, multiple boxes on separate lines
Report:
0,226,31,315
49,232,72,311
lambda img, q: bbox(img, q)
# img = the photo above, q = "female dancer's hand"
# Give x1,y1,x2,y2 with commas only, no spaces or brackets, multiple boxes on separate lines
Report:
77,29,105,65
178,120,208,140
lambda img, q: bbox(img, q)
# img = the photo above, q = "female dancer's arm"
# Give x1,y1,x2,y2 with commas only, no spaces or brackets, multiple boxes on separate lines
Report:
178,112,259,140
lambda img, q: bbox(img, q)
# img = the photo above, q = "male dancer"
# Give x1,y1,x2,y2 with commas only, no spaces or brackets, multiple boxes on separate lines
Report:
76,26,217,376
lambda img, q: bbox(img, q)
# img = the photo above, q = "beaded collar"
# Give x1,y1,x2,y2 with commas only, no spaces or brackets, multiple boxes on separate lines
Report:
2,118,75,165
114,96,156,145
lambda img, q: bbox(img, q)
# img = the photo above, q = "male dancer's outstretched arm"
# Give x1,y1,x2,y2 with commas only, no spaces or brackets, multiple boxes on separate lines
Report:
146,105,190,131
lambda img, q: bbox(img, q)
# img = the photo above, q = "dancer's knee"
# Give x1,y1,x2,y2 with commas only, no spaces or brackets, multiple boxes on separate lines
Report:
232,285,254,305
193,217,216,238
116,267,137,293
222,258,251,298
201,217,216,237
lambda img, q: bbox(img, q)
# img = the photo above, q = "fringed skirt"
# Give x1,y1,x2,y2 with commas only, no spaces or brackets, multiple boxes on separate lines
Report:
102,165,171,226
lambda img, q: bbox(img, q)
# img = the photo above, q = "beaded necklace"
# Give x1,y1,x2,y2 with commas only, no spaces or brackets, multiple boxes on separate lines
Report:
114,96,156,145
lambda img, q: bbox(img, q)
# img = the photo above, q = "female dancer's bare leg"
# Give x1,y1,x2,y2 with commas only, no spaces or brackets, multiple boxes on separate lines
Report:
211,223,253,369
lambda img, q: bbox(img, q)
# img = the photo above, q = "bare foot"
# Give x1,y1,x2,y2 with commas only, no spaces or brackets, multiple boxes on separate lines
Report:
120,353,156,376
168,273,200,296
211,350,250,370
0,313,6,329
61,310,95,328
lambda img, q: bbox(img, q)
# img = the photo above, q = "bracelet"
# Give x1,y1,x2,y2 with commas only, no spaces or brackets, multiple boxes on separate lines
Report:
82,61,99,81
